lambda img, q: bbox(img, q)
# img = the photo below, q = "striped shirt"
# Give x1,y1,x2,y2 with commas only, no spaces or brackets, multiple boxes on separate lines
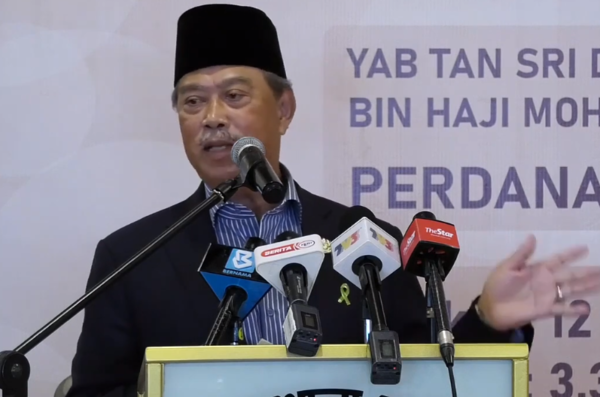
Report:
205,165,302,345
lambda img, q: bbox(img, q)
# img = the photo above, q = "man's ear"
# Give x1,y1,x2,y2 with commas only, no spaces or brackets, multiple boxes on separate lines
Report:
277,90,296,136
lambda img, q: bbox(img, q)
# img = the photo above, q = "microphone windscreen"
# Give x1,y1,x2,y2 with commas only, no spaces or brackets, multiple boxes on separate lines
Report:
338,206,377,233
230,136,266,165
413,211,437,221
245,237,267,250
275,231,300,242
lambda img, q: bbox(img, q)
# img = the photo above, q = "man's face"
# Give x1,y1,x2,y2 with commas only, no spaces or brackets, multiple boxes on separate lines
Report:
175,65,294,189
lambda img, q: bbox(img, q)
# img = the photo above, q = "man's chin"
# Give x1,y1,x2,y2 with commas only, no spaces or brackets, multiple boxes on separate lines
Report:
197,165,240,188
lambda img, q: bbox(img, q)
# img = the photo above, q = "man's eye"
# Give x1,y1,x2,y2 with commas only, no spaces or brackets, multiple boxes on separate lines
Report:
227,92,244,100
184,96,203,105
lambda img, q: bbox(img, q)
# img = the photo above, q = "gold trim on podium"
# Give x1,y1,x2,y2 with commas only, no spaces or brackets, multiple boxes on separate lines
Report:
140,343,529,397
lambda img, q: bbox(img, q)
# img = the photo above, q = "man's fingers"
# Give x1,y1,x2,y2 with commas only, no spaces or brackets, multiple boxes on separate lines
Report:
556,270,600,298
550,301,591,317
541,245,590,272
554,266,600,284
503,234,537,270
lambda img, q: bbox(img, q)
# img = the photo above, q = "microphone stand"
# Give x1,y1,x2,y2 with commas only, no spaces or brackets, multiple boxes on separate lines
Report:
362,299,372,344
423,259,454,366
231,319,243,346
423,258,458,397
0,178,243,397
425,279,436,343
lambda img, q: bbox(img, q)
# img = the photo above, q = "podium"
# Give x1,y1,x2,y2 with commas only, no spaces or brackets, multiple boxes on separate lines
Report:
138,344,528,397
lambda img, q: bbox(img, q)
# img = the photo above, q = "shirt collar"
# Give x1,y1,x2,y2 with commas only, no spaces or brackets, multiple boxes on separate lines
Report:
203,163,301,222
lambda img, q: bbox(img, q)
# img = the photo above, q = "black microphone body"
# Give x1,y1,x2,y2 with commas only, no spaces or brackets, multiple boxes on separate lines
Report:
0,178,243,397
355,258,387,332
362,296,372,344
355,256,401,385
245,237,267,251
280,263,308,304
204,287,248,346
274,232,323,357
425,258,454,366
231,137,285,204
332,207,402,385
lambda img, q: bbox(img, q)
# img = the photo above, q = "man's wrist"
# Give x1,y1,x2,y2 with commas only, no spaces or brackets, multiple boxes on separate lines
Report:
475,301,524,338
474,301,494,329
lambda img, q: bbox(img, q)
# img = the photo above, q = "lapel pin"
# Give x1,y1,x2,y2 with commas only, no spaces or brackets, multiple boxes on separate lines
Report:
338,283,351,305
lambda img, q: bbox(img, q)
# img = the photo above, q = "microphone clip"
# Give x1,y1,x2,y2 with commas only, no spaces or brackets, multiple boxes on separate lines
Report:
213,176,244,200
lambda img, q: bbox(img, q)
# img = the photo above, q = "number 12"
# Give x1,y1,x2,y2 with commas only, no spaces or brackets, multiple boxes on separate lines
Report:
554,299,591,338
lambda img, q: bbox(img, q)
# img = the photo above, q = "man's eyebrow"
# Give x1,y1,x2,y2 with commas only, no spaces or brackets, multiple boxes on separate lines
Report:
178,77,254,95
218,76,254,88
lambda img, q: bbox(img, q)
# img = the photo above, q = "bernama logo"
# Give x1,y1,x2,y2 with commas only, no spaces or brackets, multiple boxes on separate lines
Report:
425,227,453,238
261,239,316,257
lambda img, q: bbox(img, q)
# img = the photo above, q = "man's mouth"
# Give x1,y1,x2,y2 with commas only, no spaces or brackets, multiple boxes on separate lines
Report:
203,140,233,152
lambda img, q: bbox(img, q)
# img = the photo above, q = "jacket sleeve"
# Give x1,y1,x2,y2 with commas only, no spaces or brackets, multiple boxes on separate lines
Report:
66,239,141,397
451,297,534,347
383,226,534,349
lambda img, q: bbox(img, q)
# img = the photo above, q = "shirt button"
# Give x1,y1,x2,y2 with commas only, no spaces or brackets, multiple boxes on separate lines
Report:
267,309,275,317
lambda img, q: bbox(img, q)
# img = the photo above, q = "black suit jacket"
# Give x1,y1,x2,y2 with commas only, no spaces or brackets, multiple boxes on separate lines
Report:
67,183,534,397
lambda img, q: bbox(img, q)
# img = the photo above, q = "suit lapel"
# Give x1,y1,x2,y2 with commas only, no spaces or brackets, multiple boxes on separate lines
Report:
295,183,339,290
295,183,334,238
165,184,219,321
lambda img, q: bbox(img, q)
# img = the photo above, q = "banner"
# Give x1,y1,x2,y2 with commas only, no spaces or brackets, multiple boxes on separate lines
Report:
324,23,600,397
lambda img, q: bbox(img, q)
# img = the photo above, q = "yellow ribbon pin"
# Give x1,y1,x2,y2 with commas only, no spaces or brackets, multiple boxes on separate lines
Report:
338,283,351,305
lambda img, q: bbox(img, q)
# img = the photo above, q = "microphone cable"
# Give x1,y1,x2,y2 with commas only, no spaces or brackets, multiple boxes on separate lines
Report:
428,258,458,397
448,365,457,397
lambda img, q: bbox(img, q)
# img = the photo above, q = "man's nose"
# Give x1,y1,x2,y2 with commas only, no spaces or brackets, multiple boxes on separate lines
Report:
203,97,228,129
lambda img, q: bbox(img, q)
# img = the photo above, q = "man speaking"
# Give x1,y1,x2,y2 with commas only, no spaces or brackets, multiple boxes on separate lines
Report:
66,4,600,397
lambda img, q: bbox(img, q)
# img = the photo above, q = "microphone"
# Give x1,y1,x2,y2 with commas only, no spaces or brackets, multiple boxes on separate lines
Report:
254,232,325,357
245,237,267,251
199,238,271,345
400,211,459,369
331,206,402,385
231,136,285,205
